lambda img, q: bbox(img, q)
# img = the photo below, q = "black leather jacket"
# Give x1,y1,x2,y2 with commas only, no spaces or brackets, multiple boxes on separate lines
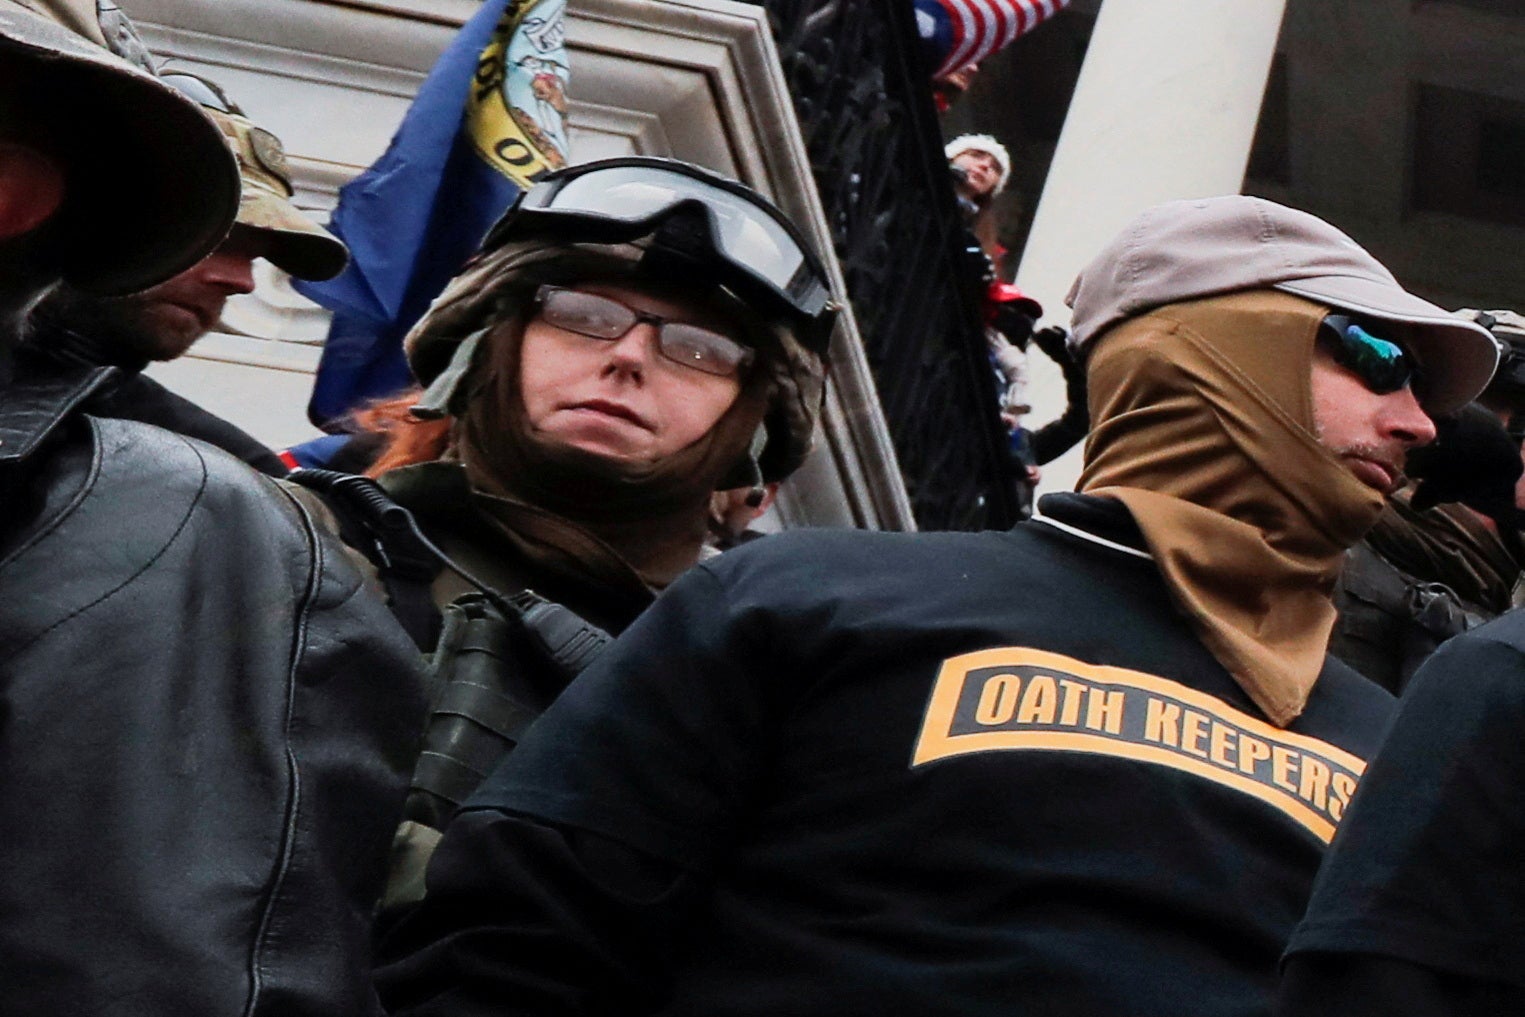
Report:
0,360,427,1015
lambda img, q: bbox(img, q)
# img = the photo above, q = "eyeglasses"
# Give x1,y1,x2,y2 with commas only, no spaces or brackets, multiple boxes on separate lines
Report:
1319,315,1424,396
534,286,755,378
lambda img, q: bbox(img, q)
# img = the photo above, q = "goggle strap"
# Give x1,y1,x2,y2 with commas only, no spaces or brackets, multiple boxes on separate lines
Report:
735,423,769,491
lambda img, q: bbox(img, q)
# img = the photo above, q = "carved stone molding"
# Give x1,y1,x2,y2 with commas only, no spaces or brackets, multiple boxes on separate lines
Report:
120,0,911,528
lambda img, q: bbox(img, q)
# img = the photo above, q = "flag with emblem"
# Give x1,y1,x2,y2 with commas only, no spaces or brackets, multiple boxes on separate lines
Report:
914,0,1071,79
293,0,570,426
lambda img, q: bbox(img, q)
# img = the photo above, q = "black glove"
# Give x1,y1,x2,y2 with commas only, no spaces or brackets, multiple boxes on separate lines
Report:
1031,325,1087,402
991,307,1035,348
1409,403,1525,528
1030,325,1071,363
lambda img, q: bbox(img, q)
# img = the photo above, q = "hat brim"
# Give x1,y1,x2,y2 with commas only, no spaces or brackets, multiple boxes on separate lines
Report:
1275,276,1500,416
0,8,239,294
237,187,349,281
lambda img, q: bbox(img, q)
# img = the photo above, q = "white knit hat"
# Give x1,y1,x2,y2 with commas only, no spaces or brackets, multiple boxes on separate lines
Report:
945,134,1012,194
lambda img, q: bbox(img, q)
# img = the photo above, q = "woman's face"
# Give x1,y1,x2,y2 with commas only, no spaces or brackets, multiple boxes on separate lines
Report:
517,282,747,466
952,150,1001,200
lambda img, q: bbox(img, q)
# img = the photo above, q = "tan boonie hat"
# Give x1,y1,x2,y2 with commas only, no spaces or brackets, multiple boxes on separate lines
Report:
1066,195,1501,416
0,0,239,293
210,106,348,281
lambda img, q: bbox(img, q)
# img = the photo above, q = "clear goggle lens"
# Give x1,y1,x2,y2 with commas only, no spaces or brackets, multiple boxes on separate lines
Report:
527,166,808,296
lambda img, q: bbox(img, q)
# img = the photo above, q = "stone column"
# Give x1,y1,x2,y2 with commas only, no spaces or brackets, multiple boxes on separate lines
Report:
1014,0,1289,493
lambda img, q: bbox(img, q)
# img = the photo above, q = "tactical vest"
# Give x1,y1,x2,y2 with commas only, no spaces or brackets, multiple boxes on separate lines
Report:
287,469,610,827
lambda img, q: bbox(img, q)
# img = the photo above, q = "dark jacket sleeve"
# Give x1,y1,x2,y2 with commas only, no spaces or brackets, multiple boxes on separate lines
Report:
1281,621,1525,1012
376,564,777,1016
377,813,700,1017
1030,399,1088,466
1028,326,1088,465
1278,954,1520,1017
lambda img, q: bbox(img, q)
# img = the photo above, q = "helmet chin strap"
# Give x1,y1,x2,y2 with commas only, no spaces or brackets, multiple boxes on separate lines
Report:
719,420,774,497
411,327,489,419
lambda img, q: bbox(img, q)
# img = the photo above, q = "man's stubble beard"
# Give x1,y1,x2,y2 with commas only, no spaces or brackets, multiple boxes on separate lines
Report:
38,284,202,365
113,295,203,362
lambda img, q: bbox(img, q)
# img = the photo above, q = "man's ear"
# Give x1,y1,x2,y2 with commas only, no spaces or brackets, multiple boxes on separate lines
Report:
0,143,65,240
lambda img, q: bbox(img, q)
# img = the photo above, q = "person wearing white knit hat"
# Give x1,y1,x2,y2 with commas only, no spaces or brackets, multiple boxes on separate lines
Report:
945,132,1011,209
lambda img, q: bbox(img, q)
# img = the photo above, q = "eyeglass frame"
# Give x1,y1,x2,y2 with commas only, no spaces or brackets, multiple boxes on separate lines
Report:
532,285,757,378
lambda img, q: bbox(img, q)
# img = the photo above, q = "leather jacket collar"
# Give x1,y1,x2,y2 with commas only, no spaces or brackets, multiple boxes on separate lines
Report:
31,319,151,374
0,359,118,471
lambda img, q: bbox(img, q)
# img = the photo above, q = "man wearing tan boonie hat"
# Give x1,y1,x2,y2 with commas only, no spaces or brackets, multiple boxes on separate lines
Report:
172,70,350,283
26,70,347,475
0,4,425,1016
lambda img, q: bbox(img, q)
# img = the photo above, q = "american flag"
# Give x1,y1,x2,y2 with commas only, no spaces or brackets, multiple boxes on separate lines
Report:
915,0,1073,80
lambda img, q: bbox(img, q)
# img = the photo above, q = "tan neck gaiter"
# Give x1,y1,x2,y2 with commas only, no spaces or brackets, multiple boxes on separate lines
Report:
1079,291,1386,726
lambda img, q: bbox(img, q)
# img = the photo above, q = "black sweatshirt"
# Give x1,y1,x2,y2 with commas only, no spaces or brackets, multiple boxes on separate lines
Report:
379,494,1395,1017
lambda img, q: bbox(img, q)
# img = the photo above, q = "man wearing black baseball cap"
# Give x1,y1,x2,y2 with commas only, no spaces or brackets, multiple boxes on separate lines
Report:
0,4,423,1015
379,196,1489,1017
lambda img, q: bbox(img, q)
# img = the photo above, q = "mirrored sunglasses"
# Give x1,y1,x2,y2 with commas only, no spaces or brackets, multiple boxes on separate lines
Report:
535,286,755,378
1319,314,1424,397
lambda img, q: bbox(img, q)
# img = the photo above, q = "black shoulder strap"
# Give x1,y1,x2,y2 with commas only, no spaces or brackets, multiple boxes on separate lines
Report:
286,468,614,674
1339,543,1485,640
287,468,445,649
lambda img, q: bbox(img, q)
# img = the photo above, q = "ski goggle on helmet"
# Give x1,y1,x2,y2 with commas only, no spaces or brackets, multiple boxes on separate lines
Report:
480,157,840,356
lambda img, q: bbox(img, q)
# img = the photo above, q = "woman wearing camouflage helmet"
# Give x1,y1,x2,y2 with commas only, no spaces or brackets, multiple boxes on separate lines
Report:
291,156,837,916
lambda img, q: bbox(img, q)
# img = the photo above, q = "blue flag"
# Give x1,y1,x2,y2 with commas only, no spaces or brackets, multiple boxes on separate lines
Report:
294,0,570,426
